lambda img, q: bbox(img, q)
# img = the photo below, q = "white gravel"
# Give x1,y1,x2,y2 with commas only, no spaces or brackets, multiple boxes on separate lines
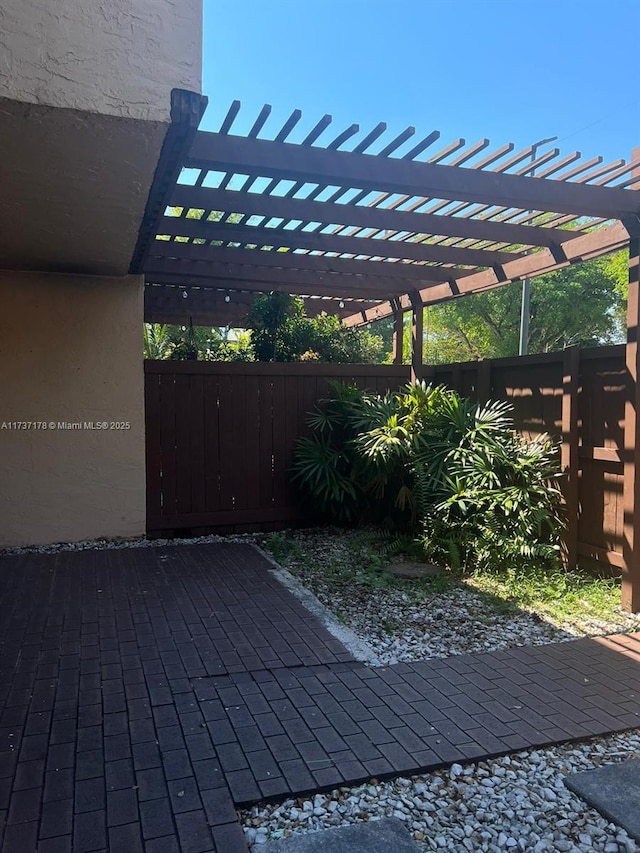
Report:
0,531,256,556
241,731,640,852
259,529,640,666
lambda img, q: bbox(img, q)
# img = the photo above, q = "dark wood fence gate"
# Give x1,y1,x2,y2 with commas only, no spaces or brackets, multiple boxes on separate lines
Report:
144,361,409,537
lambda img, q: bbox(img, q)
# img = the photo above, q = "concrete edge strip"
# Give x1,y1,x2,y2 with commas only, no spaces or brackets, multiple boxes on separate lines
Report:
250,543,383,667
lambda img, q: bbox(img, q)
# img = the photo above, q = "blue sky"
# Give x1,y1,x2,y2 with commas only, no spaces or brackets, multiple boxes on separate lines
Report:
201,0,639,168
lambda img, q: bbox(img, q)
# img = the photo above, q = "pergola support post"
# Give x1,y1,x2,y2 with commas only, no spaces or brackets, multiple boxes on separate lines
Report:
409,291,423,383
623,235,640,612
561,345,580,571
392,301,404,365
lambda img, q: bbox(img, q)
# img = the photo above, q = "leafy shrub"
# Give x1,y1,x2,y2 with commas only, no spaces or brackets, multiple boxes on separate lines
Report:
246,292,383,363
291,381,564,571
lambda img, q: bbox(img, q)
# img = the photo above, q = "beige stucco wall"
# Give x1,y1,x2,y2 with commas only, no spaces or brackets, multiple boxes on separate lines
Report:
0,272,145,547
0,0,202,121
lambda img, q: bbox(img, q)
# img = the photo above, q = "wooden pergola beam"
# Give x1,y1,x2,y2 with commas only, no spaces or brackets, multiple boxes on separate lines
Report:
147,240,451,285
144,283,361,325
623,230,640,611
343,221,631,326
187,131,640,220
157,215,518,268
170,185,582,250
144,260,409,298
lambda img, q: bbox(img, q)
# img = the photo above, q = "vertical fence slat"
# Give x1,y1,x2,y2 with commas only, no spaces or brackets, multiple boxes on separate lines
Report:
174,374,192,515
258,376,274,510
245,374,261,511
217,375,236,511
232,375,249,511
144,369,163,523
159,372,178,521
189,373,206,515
477,359,491,403
203,374,220,514
271,375,288,506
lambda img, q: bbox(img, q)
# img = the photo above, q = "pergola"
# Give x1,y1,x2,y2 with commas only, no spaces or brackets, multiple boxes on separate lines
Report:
133,90,640,607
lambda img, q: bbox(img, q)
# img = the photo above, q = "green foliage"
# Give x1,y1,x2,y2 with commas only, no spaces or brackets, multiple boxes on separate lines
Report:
143,323,254,362
422,251,627,363
292,382,564,571
143,323,173,360
265,532,303,564
467,562,626,630
245,292,383,363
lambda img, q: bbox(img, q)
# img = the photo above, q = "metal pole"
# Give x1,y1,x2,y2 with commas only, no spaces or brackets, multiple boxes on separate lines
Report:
518,135,558,356
519,279,530,355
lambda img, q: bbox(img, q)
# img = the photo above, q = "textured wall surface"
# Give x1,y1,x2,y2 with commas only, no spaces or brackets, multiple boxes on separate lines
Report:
0,272,146,546
0,100,166,277
0,0,202,120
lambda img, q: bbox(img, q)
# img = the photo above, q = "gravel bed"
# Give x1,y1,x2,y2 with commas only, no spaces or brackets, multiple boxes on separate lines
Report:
241,731,640,852
260,529,640,665
0,531,257,556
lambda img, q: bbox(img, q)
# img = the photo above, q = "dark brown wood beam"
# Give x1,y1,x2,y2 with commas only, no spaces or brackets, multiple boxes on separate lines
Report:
144,260,406,299
157,215,516,267
343,221,631,326
147,240,451,285
170,185,582,250
392,304,404,365
187,131,640,220
147,307,249,327
144,284,361,324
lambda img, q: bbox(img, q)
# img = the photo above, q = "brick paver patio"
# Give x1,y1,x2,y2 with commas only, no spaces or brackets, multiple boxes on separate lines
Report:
1,543,639,852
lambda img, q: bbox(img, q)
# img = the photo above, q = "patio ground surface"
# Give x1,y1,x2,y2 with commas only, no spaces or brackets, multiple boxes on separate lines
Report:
1,543,639,853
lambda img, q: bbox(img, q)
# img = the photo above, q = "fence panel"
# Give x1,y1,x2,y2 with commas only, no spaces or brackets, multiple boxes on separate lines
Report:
145,361,410,535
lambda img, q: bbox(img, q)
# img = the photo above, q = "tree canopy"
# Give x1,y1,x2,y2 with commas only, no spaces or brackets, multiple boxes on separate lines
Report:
245,292,383,363
369,250,627,364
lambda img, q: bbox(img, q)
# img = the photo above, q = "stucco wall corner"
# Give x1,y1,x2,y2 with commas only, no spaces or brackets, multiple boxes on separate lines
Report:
0,271,146,547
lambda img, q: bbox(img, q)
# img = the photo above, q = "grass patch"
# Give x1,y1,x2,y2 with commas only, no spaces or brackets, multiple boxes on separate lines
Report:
263,528,636,635
465,564,625,630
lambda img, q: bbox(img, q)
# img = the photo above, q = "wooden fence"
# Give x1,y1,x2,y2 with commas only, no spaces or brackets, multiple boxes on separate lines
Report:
426,345,627,572
145,347,628,574
144,361,410,536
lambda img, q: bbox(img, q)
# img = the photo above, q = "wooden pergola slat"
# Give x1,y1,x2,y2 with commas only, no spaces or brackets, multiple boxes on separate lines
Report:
144,259,423,297
144,283,361,326
170,185,581,249
187,131,640,219
155,216,518,267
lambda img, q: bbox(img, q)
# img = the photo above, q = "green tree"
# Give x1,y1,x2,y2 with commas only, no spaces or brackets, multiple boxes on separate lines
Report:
246,293,383,363
422,251,627,363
